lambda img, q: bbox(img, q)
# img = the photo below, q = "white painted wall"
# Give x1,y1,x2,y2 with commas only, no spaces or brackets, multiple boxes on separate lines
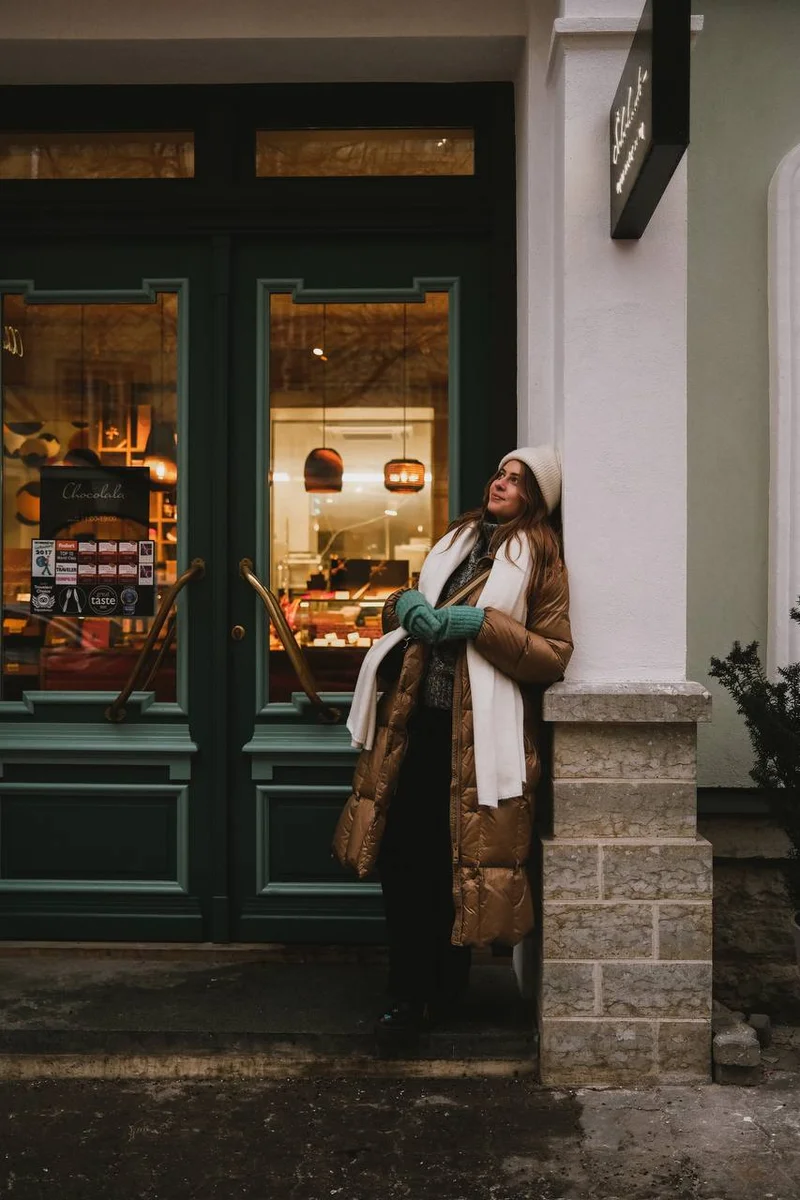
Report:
519,2,691,683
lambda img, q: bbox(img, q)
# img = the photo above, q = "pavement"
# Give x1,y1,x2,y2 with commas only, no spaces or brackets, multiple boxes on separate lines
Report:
3,948,800,1198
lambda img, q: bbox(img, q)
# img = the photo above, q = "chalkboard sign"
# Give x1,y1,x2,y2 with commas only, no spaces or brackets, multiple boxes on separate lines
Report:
39,465,149,539
610,0,691,239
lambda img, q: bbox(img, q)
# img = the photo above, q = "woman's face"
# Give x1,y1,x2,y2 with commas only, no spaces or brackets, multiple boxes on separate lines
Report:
487,459,527,523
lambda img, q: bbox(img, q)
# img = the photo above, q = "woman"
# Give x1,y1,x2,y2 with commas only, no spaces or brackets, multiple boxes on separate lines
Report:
333,446,573,1051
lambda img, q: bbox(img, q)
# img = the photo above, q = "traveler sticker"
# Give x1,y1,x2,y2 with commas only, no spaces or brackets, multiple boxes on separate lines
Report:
31,582,56,612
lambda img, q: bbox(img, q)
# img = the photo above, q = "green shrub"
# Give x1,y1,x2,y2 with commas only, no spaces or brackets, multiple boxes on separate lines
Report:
709,605,800,916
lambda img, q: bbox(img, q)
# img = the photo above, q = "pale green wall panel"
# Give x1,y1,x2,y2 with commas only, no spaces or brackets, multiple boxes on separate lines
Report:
688,0,800,785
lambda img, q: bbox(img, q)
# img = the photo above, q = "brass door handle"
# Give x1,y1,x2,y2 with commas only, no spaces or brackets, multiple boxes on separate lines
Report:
105,557,206,723
239,557,340,725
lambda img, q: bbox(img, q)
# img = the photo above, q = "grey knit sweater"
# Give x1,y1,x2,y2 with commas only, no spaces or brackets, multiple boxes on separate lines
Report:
420,520,496,710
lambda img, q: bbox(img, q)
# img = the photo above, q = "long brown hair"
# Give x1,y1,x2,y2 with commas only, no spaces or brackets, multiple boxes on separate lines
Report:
448,462,563,599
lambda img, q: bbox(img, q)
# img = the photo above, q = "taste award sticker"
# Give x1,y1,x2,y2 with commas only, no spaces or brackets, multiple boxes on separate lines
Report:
89,585,118,616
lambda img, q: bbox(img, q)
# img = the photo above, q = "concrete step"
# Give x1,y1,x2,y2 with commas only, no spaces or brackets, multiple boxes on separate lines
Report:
0,949,537,1079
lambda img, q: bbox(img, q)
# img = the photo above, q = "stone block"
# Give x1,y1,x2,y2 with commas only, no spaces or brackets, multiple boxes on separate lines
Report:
542,842,600,900
540,962,597,1017
553,780,696,839
713,1023,761,1067
543,681,711,724
657,1020,711,1082
747,1013,772,1048
601,962,712,1018
713,1062,763,1086
553,724,696,781
543,903,653,960
658,903,713,959
602,840,712,901
539,1019,655,1085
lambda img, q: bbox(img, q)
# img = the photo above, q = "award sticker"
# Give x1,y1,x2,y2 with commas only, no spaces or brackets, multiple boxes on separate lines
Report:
31,581,56,613
120,585,139,615
89,585,118,617
31,540,56,578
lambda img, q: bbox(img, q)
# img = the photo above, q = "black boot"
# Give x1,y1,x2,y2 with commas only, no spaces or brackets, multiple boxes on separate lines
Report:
373,1000,427,1057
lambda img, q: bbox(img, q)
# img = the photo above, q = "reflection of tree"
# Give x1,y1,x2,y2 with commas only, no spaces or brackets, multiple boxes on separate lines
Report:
0,138,192,180
257,131,473,178
270,299,449,406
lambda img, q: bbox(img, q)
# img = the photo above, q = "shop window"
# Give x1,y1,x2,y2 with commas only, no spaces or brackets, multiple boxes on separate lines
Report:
1,293,180,700
0,133,194,179
256,129,474,177
268,292,449,701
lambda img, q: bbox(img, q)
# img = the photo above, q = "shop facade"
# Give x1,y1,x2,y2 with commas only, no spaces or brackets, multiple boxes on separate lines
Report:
0,0,713,1084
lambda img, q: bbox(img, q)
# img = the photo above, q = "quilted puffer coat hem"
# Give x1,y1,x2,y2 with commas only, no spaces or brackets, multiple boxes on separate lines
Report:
332,558,572,948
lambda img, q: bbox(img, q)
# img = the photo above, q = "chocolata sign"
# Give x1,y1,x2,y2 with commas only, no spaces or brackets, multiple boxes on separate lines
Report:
610,0,691,239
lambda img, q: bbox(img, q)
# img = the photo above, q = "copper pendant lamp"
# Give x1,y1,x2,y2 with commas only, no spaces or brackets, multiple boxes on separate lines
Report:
384,303,425,495
304,304,343,493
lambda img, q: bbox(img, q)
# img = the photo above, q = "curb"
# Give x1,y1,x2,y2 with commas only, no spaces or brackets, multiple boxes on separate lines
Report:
0,1052,538,1080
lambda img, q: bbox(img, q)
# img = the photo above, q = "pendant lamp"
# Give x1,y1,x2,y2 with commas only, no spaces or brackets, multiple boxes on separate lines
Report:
143,293,178,489
304,304,344,494
384,303,425,494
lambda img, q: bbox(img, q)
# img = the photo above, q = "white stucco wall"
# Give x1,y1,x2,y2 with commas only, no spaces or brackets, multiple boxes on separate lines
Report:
687,0,800,786
519,1,690,683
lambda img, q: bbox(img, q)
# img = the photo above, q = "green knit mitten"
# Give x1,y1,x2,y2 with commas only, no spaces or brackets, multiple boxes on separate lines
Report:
436,605,485,642
395,589,443,644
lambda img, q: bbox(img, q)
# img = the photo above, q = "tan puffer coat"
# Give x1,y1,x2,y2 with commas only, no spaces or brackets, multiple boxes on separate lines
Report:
332,562,573,948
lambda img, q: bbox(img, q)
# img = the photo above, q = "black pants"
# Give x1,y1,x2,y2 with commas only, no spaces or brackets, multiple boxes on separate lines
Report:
377,706,471,1005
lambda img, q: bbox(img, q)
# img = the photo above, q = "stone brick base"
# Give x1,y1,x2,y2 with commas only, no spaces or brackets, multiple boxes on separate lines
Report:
539,682,712,1085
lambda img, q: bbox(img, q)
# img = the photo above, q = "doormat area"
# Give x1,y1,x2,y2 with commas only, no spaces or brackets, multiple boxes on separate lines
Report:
0,953,536,1077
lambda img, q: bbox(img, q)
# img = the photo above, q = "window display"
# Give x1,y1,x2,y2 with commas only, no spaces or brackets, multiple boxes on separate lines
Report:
1,292,180,700
268,292,449,700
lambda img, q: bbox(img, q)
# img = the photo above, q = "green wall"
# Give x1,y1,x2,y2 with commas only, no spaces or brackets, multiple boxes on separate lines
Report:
688,0,800,786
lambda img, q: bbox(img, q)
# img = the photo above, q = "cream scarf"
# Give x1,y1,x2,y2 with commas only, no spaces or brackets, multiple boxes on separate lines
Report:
346,522,533,808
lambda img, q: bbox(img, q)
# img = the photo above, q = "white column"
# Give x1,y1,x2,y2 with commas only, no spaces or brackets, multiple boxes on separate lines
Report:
519,1,691,683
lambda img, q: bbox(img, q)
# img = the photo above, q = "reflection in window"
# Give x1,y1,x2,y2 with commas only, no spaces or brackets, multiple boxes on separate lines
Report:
0,133,194,179
1,293,180,700
256,129,474,177
268,293,449,700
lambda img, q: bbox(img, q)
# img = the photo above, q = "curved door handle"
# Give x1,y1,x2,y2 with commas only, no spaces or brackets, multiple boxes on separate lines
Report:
105,557,206,723
239,558,341,725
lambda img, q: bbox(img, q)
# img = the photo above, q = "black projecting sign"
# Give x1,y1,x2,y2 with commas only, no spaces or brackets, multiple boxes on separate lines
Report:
610,0,690,239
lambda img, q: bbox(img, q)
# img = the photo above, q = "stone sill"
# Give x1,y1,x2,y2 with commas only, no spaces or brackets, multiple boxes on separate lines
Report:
543,681,711,725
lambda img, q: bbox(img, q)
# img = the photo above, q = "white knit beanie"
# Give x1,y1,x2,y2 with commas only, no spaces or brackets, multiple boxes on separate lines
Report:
498,445,562,515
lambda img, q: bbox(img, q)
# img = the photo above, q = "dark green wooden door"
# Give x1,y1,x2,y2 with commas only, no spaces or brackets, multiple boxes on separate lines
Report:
225,233,507,942
0,235,225,940
0,231,511,942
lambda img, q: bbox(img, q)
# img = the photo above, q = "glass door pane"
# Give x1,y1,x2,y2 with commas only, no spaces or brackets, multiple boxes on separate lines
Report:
267,292,449,700
2,291,180,700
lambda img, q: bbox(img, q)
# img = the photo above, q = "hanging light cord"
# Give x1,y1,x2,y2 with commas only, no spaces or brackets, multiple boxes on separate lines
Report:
80,303,85,428
159,291,165,422
321,304,327,449
401,302,408,459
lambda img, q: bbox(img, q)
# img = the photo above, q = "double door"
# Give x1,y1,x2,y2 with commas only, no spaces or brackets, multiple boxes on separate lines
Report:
0,232,510,942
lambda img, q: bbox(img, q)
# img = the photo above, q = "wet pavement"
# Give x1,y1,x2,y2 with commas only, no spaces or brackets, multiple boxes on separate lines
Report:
4,1067,800,1199
2,950,800,1197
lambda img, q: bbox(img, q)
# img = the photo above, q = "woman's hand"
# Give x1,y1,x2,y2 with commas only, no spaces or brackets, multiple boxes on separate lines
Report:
436,605,485,642
395,589,443,644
